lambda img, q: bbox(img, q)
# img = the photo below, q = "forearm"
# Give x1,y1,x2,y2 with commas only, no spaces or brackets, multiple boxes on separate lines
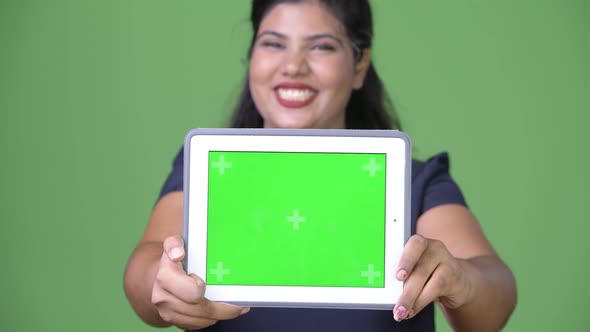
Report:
124,241,170,327
442,255,517,332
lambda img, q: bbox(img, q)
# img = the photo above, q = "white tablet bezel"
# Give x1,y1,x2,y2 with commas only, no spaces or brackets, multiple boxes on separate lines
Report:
183,128,411,310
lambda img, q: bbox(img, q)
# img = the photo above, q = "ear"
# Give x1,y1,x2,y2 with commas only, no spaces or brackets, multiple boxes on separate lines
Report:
352,49,371,90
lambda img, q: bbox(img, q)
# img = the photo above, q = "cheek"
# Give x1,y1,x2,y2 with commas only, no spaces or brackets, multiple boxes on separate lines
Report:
248,60,265,104
248,54,277,116
249,52,277,85
312,60,355,98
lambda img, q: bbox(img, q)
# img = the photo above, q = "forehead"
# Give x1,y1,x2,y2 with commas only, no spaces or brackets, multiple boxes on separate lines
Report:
257,2,347,37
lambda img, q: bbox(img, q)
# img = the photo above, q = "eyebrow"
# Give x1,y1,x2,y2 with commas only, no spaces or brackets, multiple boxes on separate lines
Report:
256,30,345,47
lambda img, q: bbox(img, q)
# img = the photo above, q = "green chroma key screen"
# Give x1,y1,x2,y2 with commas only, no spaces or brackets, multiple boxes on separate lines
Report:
206,151,386,288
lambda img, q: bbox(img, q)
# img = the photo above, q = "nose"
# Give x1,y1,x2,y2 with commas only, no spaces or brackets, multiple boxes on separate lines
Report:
282,49,310,77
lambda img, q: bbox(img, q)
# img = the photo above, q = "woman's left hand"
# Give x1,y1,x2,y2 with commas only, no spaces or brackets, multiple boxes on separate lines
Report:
393,234,474,322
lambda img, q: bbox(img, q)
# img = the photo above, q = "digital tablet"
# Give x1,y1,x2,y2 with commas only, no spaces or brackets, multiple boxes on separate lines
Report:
183,128,411,310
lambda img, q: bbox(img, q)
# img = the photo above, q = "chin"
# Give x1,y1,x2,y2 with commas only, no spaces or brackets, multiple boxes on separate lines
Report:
265,117,316,129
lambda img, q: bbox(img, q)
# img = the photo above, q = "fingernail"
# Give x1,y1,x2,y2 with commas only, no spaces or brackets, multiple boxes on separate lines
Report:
240,307,251,315
169,247,183,260
396,270,407,280
394,306,406,322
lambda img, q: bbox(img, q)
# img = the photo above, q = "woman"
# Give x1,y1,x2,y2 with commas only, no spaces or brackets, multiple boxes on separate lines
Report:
124,0,517,331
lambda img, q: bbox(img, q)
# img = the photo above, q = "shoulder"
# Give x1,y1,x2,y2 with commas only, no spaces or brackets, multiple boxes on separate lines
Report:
158,147,185,199
410,152,467,230
411,152,452,184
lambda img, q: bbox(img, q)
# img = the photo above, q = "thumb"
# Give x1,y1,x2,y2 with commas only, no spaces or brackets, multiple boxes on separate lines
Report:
163,235,185,262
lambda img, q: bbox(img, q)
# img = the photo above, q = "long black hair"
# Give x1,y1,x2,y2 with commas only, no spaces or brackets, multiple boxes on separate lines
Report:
229,0,401,130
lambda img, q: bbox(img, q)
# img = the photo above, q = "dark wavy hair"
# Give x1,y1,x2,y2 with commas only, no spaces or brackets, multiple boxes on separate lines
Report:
229,0,401,130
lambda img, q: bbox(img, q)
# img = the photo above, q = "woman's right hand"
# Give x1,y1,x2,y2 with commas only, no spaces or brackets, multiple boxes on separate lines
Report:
151,235,250,330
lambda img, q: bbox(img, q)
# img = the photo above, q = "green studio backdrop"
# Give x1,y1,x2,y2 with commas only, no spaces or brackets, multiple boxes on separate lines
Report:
1,0,588,331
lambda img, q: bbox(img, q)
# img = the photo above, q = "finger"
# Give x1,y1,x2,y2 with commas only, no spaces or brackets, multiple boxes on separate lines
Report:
158,309,217,330
163,235,185,262
396,235,429,281
154,285,250,321
393,256,439,321
154,292,218,328
153,259,204,304
200,298,250,321
407,266,450,319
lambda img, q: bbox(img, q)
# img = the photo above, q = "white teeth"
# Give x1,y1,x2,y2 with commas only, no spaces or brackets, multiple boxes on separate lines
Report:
277,89,315,101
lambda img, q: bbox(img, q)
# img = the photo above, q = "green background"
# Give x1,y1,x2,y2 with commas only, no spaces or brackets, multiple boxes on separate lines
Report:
1,0,588,331
207,152,385,287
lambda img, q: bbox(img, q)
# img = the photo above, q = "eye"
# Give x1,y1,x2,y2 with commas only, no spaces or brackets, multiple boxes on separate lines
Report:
310,43,337,52
260,40,285,50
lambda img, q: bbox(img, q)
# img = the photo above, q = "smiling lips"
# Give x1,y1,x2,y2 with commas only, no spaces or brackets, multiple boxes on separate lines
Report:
274,82,318,108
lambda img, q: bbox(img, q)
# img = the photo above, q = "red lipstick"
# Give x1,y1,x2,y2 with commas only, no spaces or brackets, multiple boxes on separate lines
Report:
274,82,318,108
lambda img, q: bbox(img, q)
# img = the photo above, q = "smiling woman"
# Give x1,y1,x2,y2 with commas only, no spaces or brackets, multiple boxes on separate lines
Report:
248,3,369,129
230,0,399,130
123,1,517,331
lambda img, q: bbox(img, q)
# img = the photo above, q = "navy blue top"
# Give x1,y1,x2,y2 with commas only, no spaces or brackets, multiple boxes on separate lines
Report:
159,147,466,332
